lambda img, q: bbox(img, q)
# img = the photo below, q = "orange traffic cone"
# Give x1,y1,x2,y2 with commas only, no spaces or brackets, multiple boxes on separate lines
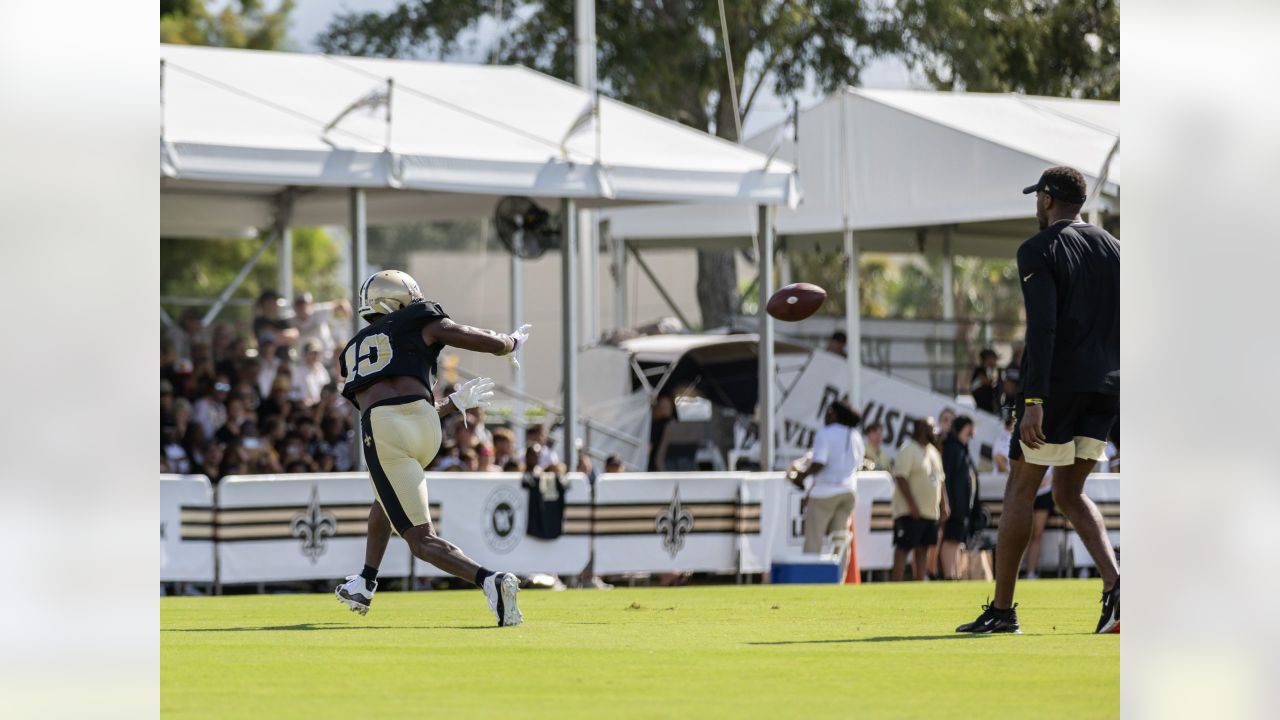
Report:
844,513,861,584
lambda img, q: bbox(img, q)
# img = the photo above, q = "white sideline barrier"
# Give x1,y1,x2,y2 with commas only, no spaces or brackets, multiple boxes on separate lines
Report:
591,473,780,575
412,473,591,578
977,472,1121,570
159,471,1119,584
160,474,216,582
216,473,413,584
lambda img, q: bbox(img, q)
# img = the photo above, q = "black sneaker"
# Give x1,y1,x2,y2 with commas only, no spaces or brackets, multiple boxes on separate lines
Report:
1095,577,1120,634
956,601,1021,634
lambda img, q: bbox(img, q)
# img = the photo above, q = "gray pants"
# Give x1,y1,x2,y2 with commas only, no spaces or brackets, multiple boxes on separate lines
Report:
803,490,857,553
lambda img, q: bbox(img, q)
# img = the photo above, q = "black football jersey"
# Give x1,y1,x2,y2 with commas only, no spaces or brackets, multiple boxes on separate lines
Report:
339,300,450,408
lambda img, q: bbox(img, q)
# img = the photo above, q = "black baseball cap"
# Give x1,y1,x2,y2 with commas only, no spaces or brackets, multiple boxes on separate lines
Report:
1022,170,1087,204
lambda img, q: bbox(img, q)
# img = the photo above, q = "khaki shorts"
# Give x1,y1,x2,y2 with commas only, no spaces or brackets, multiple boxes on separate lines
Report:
359,396,442,534
803,490,857,554
1012,392,1118,467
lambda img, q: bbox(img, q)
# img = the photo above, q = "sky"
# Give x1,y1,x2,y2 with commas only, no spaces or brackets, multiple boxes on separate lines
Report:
283,0,924,138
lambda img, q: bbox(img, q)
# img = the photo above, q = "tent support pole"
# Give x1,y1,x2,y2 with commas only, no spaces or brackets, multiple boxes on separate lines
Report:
843,227,861,409
757,205,776,470
777,238,792,288
561,199,579,470
942,226,955,321
510,224,526,450
200,232,273,328
626,243,692,330
608,222,627,330
278,228,293,303
350,188,368,472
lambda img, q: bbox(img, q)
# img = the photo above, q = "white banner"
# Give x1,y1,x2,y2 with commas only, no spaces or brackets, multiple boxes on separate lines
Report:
766,350,1005,469
216,473,413,584
411,473,591,577
165,470,1118,584
592,472,771,574
974,472,1120,570
160,474,215,582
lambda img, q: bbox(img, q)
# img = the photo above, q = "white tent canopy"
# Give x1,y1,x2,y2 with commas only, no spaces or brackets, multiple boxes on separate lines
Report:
160,44,802,470
160,44,797,238
602,87,1119,256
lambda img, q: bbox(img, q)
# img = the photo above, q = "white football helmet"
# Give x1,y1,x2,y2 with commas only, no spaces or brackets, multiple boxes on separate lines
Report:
358,270,423,322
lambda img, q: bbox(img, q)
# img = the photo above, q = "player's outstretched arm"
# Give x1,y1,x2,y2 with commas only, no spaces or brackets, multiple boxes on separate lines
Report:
422,319,531,357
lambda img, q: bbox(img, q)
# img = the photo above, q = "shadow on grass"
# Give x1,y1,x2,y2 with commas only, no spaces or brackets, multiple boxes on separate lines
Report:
164,622,493,633
750,631,1097,645
748,635,978,646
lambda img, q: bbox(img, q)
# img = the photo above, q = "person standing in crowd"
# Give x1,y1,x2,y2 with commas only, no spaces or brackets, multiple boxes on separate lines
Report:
166,308,210,364
291,339,331,407
604,455,624,473
825,330,848,357
862,421,890,471
292,292,350,356
940,415,979,580
891,418,948,581
491,428,518,468
958,166,1120,635
927,408,957,577
993,412,1016,473
252,290,298,348
528,423,561,468
1025,469,1054,580
970,349,1002,414
789,400,864,554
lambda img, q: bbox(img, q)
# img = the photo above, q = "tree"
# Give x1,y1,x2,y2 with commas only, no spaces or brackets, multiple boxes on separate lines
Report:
162,0,345,325
896,0,1120,99
161,0,295,50
161,229,344,325
318,1,900,329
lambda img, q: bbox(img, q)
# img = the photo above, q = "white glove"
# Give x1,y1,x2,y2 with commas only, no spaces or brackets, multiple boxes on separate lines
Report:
507,324,532,370
449,377,496,426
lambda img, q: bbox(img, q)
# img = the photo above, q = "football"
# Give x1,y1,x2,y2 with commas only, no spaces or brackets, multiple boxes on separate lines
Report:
766,282,827,321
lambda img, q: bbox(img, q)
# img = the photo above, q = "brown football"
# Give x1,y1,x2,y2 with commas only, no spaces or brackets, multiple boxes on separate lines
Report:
766,282,827,321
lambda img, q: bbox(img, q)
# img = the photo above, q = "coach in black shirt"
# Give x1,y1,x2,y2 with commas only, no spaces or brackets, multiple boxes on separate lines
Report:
957,166,1121,636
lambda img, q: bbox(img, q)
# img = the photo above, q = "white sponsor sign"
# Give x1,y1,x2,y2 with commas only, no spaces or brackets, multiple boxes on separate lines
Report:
747,350,1005,470
216,473,413,584
412,473,591,577
160,474,216,582
591,473,773,574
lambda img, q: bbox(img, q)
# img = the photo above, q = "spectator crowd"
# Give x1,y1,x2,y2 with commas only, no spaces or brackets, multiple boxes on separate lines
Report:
161,290,620,483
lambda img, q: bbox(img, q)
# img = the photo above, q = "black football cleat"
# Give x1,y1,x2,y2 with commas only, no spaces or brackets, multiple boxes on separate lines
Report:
956,601,1021,634
1096,577,1119,634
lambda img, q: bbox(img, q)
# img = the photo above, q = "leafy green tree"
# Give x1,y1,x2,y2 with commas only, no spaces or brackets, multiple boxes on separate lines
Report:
161,229,344,325
896,0,1119,99
161,0,295,50
318,1,900,329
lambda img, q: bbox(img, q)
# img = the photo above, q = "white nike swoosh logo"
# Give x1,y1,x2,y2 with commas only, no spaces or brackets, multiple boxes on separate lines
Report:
1023,273,1035,282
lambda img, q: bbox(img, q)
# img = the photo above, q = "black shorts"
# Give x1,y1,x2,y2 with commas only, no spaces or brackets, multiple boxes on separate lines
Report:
1010,392,1118,466
893,516,939,550
942,514,969,542
1033,491,1055,513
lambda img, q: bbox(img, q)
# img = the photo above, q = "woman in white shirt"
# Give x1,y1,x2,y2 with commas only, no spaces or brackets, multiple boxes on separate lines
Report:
791,400,865,554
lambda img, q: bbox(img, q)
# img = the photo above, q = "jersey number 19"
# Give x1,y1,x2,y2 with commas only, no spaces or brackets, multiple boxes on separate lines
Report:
343,333,393,383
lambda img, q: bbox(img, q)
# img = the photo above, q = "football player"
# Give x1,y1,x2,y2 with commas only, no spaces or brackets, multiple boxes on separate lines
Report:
333,270,530,626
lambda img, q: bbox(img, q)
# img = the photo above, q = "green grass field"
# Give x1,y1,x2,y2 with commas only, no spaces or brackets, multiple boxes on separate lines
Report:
162,580,1117,719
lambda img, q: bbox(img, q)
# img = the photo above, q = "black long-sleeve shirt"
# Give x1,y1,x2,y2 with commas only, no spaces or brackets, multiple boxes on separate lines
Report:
1016,220,1120,399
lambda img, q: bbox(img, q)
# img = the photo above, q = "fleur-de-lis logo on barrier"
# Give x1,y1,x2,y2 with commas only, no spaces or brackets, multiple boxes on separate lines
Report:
655,486,694,558
291,486,338,563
